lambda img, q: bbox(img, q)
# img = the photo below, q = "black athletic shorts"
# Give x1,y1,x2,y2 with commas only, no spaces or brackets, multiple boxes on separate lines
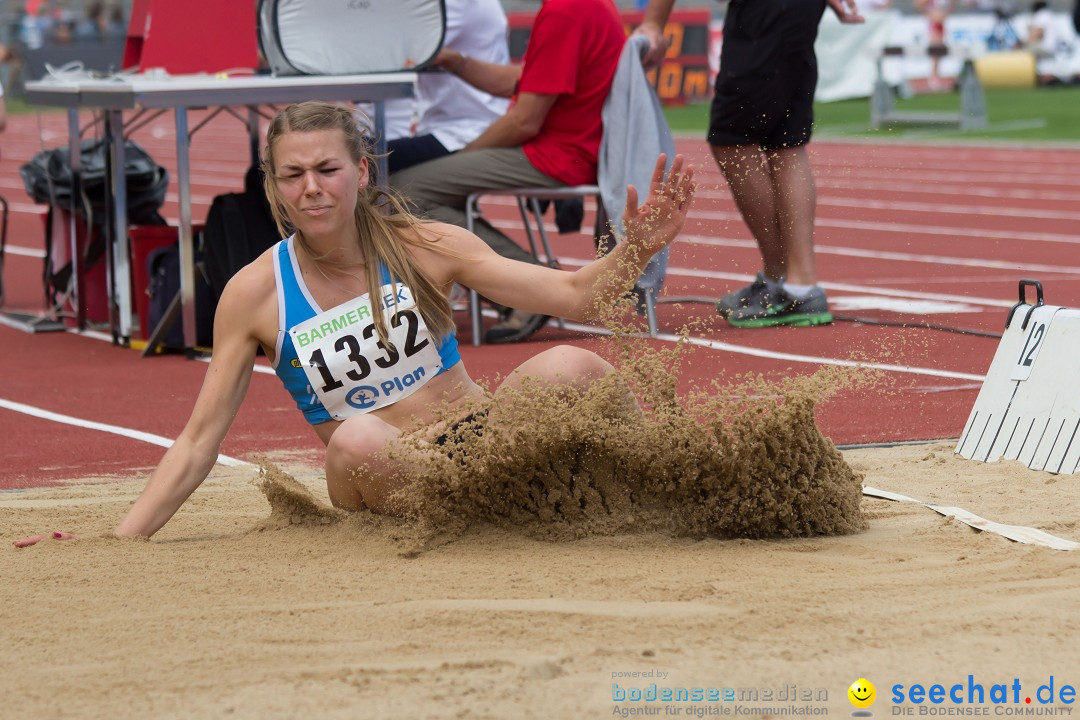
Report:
707,0,827,151
433,409,488,458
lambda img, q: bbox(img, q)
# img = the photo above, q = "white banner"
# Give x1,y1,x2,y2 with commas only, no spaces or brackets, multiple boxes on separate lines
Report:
709,11,1080,102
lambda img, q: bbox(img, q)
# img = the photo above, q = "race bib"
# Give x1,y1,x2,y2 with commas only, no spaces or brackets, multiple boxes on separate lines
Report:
289,284,441,419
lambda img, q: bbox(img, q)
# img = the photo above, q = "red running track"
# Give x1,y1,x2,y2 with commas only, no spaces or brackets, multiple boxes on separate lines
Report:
1,110,1078,489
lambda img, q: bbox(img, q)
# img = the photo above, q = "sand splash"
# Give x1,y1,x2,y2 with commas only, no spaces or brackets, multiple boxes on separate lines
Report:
379,333,869,547
256,460,346,529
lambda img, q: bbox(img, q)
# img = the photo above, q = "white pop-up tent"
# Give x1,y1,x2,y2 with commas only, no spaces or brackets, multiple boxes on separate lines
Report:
258,0,446,75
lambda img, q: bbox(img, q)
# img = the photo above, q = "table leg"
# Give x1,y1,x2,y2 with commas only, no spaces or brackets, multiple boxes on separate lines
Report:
67,109,84,331
106,109,132,342
373,100,388,184
175,107,196,353
247,107,261,169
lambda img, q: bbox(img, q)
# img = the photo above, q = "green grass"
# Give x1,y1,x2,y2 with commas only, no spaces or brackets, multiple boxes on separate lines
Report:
6,97,43,115
664,85,1080,143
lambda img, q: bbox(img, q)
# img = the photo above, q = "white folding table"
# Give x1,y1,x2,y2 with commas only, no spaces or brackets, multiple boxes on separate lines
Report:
25,71,416,353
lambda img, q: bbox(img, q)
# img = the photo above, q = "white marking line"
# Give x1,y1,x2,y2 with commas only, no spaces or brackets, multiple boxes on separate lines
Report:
912,383,984,394
686,209,1080,246
863,485,1078,551
555,321,988,382
686,188,1080,221
485,217,1060,300
0,397,248,467
195,356,275,376
818,196,1080,222
682,235,1080,278
549,254,1015,309
816,178,1080,204
698,166,1080,188
2,245,45,259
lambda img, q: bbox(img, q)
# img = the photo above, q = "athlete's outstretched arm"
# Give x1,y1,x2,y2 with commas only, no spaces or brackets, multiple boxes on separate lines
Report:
113,279,260,538
427,154,696,324
14,273,262,547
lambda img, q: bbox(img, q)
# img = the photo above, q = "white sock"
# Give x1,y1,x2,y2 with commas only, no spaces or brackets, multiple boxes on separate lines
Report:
782,282,816,299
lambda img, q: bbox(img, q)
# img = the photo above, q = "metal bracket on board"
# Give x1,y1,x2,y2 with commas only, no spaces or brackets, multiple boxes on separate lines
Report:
1004,278,1044,331
956,280,1080,475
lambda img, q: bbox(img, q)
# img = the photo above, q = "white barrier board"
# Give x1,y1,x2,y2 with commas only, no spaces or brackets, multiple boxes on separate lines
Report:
957,301,1080,475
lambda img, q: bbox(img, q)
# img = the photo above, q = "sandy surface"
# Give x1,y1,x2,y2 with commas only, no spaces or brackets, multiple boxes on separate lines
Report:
4,443,1079,720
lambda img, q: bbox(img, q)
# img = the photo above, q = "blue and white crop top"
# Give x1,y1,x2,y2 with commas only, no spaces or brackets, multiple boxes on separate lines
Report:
271,236,461,424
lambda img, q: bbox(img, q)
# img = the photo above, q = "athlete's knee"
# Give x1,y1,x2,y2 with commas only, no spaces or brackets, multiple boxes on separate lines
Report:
543,345,615,387
326,415,396,467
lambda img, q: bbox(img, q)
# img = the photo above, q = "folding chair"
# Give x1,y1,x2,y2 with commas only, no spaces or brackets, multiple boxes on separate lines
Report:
463,185,660,346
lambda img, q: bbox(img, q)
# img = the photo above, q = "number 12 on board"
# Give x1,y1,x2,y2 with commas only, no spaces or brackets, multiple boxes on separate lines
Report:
1010,320,1047,382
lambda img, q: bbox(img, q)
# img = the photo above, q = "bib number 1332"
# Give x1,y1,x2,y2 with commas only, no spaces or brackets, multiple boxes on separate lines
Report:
290,286,442,418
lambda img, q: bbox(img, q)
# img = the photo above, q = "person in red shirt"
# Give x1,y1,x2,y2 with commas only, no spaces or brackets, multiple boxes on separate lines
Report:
391,0,625,344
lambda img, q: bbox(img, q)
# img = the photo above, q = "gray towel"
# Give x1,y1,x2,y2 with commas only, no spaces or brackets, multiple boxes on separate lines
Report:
599,34,677,293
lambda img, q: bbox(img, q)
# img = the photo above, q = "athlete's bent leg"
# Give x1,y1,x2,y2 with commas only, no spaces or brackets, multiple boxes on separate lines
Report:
324,414,414,515
498,345,614,397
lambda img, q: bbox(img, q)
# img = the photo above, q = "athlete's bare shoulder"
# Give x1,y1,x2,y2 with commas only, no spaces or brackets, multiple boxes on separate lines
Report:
410,220,478,249
225,248,277,301
214,246,279,342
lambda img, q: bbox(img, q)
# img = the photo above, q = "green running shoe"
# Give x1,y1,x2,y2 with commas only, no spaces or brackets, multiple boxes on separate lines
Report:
725,285,834,328
716,272,781,319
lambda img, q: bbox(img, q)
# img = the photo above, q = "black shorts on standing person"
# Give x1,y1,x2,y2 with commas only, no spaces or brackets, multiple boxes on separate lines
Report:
705,0,836,329
708,0,825,152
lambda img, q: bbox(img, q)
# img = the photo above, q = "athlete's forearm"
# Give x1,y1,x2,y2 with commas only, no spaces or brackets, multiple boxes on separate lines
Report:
569,240,653,323
114,437,218,538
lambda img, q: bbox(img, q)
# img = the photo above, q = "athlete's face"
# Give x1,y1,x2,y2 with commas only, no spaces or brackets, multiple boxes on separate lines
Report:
272,129,368,240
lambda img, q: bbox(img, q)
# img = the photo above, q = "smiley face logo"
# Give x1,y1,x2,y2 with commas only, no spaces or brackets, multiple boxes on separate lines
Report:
848,678,876,709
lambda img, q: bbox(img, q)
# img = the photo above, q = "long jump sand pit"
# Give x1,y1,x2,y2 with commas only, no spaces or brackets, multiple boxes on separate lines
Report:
4,441,1079,720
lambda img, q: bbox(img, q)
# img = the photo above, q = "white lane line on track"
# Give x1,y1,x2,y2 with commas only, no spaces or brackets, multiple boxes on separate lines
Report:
685,209,1080,245
697,166,1080,187
682,235,1080,278
863,486,1078,551
815,178,1080,203
554,321,988,382
818,196,1080,222
194,355,276,376
545,253,1016,308
0,397,248,467
3,245,45,258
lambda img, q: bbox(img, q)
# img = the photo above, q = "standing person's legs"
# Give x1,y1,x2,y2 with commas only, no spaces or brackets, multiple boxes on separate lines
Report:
710,144,784,281
708,0,830,326
709,143,817,287
764,144,817,286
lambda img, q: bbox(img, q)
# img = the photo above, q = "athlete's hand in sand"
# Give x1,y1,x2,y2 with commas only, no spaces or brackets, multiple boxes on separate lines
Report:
623,154,696,257
13,531,75,548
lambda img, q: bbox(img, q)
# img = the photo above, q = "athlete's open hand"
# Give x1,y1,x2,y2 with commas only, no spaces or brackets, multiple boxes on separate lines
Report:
623,153,696,258
13,531,75,548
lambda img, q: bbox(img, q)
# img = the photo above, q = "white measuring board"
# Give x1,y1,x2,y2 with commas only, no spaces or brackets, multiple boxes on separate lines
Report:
956,304,1080,475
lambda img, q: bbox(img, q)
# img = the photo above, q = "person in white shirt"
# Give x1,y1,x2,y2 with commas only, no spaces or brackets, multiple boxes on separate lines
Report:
386,0,510,175
1027,1,1059,57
